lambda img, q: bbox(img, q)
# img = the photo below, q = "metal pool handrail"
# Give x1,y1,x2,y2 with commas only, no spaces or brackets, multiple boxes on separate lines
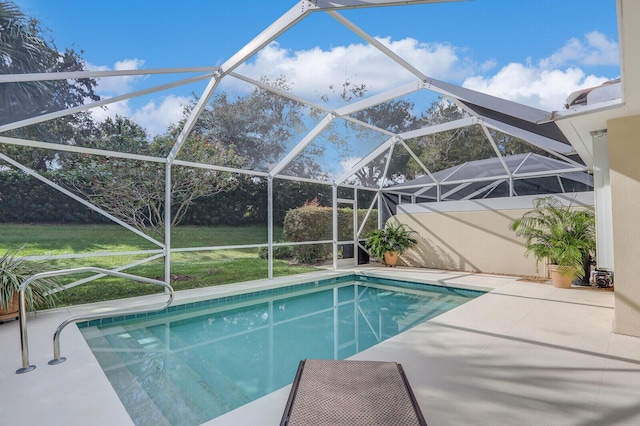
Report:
16,267,174,374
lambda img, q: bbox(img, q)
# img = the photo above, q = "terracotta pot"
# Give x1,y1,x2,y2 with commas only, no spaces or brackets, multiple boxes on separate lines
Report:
0,292,19,322
548,264,575,288
383,251,399,267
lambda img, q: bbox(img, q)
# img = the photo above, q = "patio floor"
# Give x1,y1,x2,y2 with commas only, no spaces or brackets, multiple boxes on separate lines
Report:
1,267,638,425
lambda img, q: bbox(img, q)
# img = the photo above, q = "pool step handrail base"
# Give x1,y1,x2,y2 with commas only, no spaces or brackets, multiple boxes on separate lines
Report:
16,365,36,374
48,357,66,366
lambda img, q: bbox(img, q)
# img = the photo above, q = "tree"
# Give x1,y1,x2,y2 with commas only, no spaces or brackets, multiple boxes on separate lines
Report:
402,98,538,179
0,1,98,123
188,76,308,172
0,1,99,170
305,78,419,186
407,99,491,173
69,117,245,239
350,99,419,186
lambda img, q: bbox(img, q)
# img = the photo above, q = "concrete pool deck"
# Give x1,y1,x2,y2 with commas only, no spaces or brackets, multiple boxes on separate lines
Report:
1,267,638,425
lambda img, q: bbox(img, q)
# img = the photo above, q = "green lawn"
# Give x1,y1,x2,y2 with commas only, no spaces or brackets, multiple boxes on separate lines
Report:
0,224,318,306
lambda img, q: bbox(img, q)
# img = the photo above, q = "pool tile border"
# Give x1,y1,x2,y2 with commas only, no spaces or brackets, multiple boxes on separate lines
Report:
77,274,485,328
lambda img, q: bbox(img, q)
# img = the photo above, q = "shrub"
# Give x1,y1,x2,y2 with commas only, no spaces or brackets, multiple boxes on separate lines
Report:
258,242,293,259
283,205,377,264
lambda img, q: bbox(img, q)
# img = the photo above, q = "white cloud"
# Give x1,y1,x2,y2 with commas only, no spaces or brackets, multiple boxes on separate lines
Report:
85,58,146,96
539,31,618,69
339,156,363,178
226,31,618,112
90,95,188,136
463,31,619,111
90,99,132,123
479,59,497,73
463,63,612,111
85,59,188,135
131,95,189,136
86,30,619,135
233,38,471,100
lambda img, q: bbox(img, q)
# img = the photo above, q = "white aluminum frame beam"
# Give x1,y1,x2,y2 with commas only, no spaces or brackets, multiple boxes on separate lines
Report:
399,117,478,140
268,177,274,279
379,144,396,188
310,0,463,10
440,181,473,200
0,152,164,248
0,73,213,133
462,179,506,200
0,135,166,163
172,159,270,177
511,152,532,175
397,139,437,183
58,253,165,292
230,72,331,114
219,3,315,77
0,67,221,83
335,81,425,117
481,118,580,160
270,114,335,176
336,136,397,184
328,11,428,81
167,76,222,165
481,125,511,176
384,166,588,193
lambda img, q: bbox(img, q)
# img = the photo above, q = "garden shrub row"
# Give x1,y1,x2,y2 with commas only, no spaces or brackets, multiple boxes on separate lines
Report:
0,171,110,223
0,171,337,226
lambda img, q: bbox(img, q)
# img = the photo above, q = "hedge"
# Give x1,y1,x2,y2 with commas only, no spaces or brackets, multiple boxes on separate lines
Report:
0,171,109,223
0,170,376,229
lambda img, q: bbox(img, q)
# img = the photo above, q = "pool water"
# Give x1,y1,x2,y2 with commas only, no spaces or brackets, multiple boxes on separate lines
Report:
80,276,482,425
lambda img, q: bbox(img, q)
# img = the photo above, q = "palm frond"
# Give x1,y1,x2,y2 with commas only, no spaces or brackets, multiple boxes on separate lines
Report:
511,196,595,279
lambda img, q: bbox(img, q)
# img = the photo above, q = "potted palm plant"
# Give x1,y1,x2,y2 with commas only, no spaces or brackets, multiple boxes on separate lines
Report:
0,247,62,322
365,222,418,267
510,196,596,288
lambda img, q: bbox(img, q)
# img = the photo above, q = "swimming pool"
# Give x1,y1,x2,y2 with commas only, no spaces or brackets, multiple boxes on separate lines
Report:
79,275,483,425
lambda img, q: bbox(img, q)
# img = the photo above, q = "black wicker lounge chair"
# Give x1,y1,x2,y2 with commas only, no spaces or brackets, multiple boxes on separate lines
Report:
281,359,427,426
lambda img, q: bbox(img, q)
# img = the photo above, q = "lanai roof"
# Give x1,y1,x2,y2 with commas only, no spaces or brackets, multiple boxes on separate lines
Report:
386,153,593,201
0,0,595,193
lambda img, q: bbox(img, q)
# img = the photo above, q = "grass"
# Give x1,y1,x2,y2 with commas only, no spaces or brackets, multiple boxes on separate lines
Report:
0,224,318,306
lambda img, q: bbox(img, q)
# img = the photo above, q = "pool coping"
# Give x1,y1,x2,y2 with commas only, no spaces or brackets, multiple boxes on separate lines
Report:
204,271,635,426
6,267,600,426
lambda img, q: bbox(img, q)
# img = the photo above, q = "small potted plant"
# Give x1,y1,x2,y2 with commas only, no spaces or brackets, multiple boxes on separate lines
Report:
510,196,595,288
365,222,418,267
0,247,62,322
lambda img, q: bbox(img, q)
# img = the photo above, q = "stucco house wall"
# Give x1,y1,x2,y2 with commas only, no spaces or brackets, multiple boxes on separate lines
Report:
609,115,640,336
391,193,594,278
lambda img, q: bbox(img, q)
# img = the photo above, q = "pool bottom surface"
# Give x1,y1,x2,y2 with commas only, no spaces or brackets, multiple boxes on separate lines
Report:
80,278,481,426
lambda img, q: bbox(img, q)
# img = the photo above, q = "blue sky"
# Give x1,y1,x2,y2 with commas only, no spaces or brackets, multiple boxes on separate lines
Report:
16,0,620,136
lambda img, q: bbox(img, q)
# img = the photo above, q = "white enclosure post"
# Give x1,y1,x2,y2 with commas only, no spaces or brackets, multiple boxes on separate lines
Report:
353,187,358,266
164,163,171,290
333,184,339,270
592,131,615,272
267,177,274,279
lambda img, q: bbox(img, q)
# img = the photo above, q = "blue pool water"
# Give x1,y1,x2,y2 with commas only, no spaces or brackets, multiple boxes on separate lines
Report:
80,275,482,425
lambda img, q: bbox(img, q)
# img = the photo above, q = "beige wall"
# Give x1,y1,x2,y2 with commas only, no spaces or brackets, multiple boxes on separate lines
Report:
609,115,640,336
391,194,594,278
